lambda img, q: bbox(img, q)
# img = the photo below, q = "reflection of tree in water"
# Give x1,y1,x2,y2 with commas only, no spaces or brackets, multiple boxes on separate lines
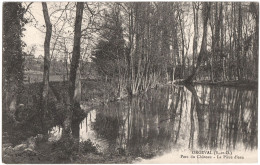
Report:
91,85,257,158
94,113,120,140
186,85,257,150
186,85,207,148
126,87,188,157
92,104,123,153
91,87,185,158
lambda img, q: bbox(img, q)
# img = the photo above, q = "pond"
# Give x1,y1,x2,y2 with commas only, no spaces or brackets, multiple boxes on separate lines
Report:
49,84,258,162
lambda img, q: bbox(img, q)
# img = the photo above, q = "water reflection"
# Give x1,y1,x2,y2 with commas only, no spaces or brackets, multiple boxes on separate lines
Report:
49,85,257,158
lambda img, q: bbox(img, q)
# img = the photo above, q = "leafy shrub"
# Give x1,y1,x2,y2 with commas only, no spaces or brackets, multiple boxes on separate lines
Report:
52,137,79,160
79,139,99,154
52,138,100,161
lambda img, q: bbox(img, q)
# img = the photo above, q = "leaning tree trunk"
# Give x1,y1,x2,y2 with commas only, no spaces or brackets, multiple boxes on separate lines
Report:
42,2,52,119
63,2,84,138
184,3,211,83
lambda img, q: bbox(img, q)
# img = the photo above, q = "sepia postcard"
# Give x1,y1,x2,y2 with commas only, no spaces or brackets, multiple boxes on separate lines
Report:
2,1,258,164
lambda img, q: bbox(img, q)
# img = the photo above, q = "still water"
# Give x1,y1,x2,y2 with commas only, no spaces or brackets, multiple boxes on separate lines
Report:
49,85,258,161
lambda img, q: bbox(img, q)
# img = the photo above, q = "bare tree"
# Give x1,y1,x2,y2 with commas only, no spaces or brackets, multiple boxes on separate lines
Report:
63,2,84,138
42,2,52,117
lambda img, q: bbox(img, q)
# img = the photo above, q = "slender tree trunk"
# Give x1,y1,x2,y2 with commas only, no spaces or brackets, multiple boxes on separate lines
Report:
250,2,259,80
171,4,179,82
237,2,242,80
192,3,198,71
229,3,234,80
177,8,185,79
42,2,52,119
214,3,219,82
254,9,259,80
221,3,226,81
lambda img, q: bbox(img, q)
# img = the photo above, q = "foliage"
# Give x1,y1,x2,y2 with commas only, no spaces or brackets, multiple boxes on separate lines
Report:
79,139,99,154
52,138,99,161
3,2,28,113
3,2,27,82
51,137,79,160
92,6,125,78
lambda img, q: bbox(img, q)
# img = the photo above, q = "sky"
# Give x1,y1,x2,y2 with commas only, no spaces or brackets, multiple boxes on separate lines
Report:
23,2,46,57
22,2,92,59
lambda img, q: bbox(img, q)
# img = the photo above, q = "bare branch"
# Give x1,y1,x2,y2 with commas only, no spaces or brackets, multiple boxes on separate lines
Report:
23,2,33,14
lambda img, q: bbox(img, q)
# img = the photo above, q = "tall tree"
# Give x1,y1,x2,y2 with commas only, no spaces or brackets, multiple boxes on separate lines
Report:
170,3,180,82
192,2,199,71
184,3,211,83
237,2,242,80
41,2,52,118
250,2,259,80
3,2,26,119
63,2,84,137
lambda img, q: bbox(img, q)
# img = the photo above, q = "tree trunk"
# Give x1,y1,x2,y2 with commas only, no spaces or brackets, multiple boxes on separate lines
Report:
42,2,52,119
74,62,82,103
250,2,259,80
177,8,185,79
237,2,242,80
254,7,259,80
221,3,226,81
63,2,84,137
192,3,198,71
184,3,211,83
171,4,179,82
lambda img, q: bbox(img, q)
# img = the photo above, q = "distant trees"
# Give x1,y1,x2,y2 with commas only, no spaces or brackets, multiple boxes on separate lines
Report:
123,3,175,94
184,2,258,82
3,2,27,119
92,4,125,97
205,2,258,81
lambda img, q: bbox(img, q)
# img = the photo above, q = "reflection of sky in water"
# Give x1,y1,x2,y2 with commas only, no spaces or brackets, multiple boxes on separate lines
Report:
79,110,108,152
48,110,109,152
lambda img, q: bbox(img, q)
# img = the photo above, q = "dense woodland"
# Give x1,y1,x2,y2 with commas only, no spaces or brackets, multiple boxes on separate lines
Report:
2,2,258,163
